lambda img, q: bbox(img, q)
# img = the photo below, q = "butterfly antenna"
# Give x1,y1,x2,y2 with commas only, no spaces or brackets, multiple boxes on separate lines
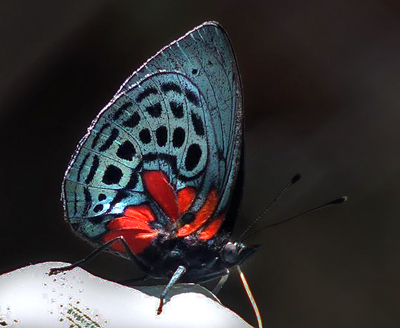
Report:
237,265,263,328
239,172,301,242
242,196,347,242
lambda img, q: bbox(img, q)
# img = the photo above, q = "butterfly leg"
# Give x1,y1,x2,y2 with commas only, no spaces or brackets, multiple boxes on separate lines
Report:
49,236,138,276
157,265,186,315
212,269,230,295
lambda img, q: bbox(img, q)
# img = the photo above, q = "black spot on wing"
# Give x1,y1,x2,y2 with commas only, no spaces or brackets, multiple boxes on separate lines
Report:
185,144,202,171
185,88,199,106
99,128,119,152
145,103,162,118
123,112,140,128
136,87,158,103
93,204,103,213
156,126,167,147
85,155,99,184
161,82,182,94
173,127,185,148
103,165,123,185
98,193,106,201
139,129,151,144
191,112,204,136
170,101,184,118
117,140,136,161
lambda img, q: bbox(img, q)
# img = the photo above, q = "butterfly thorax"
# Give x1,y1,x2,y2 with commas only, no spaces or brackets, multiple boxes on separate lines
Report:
137,235,260,282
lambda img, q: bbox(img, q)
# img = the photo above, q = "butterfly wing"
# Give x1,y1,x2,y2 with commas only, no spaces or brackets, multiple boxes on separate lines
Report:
62,21,243,248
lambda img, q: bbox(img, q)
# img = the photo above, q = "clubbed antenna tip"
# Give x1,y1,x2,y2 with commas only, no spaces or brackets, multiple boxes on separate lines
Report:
291,172,302,184
328,196,348,205
242,194,349,242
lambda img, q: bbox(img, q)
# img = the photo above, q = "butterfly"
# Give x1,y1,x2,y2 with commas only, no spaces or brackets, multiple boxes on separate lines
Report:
50,21,261,323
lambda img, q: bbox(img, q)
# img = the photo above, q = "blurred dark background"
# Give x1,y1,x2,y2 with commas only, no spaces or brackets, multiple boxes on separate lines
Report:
1,1,399,327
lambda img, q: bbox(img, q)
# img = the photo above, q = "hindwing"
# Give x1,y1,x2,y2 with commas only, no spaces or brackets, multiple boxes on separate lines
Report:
62,22,243,249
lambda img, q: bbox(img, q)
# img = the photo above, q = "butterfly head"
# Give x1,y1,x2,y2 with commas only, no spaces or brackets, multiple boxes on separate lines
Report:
220,241,261,267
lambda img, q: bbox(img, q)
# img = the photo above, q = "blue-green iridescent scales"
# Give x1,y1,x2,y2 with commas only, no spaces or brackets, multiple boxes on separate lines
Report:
63,21,243,248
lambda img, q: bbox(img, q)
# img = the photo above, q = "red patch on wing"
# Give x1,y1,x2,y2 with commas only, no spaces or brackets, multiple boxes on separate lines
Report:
103,204,158,254
177,187,196,216
143,171,179,222
177,189,219,237
199,213,225,240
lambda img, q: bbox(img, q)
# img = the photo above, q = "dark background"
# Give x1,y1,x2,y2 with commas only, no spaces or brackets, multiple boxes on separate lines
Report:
1,1,399,327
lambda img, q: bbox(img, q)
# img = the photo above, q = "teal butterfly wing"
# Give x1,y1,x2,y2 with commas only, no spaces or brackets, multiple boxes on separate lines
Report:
62,21,243,255
117,22,243,219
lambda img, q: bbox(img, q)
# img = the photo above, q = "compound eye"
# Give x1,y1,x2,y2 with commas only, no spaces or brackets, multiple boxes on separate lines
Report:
221,242,240,265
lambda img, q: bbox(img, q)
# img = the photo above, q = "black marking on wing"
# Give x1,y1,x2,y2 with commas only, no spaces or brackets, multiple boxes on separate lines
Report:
142,152,205,182
85,155,99,184
139,129,151,144
91,123,110,148
117,140,136,161
83,187,91,216
145,102,162,118
185,144,202,171
217,148,225,161
170,101,184,118
77,153,90,182
87,216,105,225
109,190,130,210
185,88,200,106
99,128,119,152
73,189,78,216
71,222,80,231
180,212,195,225
172,127,185,148
136,87,158,103
156,126,168,147
161,82,182,94
123,112,140,128
143,153,177,173
102,165,123,185
94,204,103,213
126,171,139,189
113,101,133,121
191,112,204,136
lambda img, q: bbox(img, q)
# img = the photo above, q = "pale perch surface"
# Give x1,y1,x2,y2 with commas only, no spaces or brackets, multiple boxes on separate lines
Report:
0,262,252,328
